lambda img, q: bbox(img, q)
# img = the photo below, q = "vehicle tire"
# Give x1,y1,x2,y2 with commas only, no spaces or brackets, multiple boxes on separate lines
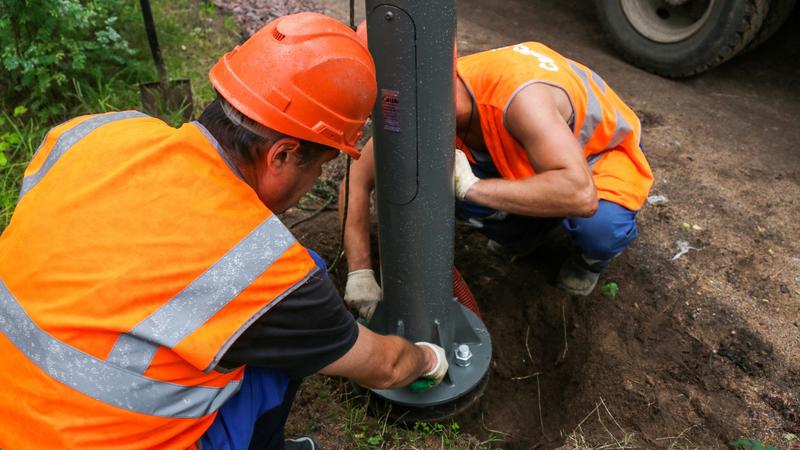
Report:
594,0,769,78
743,0,796,52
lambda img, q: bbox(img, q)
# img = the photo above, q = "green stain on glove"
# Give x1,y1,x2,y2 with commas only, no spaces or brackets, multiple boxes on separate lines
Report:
408,378,436,393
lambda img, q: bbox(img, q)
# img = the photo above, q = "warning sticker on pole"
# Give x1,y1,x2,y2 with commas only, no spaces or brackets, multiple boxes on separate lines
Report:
381,89,401,132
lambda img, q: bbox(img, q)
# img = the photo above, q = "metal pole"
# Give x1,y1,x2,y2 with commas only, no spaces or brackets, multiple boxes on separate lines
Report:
366,0,491,408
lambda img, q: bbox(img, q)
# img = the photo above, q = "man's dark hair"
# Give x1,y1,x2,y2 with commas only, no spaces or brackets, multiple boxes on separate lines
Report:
198,95,336,166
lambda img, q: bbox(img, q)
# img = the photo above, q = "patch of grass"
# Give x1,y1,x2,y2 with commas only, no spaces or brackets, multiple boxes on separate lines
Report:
0,0,241,231
132,0,241,116
289,376,504,450
0,109,43,228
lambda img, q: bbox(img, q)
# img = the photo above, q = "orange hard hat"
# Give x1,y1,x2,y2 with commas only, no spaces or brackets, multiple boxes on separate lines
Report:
209,13,376,158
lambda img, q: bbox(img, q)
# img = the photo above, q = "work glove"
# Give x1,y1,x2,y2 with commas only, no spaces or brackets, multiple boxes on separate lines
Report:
410,342,449,392
344,269,381,320
453,149,480,201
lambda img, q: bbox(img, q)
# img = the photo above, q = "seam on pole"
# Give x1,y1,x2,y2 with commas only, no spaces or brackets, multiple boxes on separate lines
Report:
0,278,240,418
191,121,246,182
205,267,319,373
106,214,297,372
18,111,148,203
567,61,602,148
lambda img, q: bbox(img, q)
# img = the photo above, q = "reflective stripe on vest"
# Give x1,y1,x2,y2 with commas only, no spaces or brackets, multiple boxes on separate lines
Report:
0,279,241,418
18,111,147,202
106,214,297,373
2,113,304,419
567,61,602,148
567,61,633,151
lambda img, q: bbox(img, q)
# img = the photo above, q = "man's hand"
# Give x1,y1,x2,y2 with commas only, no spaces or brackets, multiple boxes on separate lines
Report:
414,342,448,385
344,269,381,320
453,149,480,201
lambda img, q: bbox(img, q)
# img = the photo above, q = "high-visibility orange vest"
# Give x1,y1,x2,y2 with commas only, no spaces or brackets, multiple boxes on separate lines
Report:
0,112,317,449
457,42,653,211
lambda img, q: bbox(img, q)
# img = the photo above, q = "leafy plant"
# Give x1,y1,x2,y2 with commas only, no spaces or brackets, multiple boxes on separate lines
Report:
601,281,619,300
0,0,145,121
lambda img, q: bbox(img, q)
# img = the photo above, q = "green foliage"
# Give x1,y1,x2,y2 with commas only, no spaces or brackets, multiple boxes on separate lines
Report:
0,0,242,231
0,0,146,121
728,438,779,450
601,281,619,300
0,111,43,228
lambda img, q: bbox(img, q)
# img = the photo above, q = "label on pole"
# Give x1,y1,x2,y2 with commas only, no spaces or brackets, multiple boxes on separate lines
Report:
381,89,401,132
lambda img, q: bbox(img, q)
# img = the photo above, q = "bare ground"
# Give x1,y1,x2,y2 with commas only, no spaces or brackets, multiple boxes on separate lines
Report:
222,1,800,448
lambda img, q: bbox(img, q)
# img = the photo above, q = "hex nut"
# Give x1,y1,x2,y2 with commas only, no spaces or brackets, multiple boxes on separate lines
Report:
455,344,472,367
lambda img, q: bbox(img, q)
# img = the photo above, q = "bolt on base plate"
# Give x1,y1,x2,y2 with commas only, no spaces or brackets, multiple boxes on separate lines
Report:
370,304,492,408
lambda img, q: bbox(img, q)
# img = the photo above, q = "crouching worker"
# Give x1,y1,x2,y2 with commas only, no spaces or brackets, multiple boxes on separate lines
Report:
0,13,447,450
341,30,653,319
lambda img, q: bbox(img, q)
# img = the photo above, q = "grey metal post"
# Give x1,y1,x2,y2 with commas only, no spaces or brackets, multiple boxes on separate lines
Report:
365,0,491,407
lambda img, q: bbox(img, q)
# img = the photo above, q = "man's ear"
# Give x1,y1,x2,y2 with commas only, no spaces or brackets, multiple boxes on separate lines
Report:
263,137,302,173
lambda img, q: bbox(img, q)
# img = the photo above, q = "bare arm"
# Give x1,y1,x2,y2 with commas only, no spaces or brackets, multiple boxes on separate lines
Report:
320,323,435,389
464,83,598,218
339,139,377,272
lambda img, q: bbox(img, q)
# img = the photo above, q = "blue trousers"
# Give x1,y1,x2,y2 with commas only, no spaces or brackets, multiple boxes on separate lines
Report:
455,159,638,272
199,249,327,450
200,368,296,450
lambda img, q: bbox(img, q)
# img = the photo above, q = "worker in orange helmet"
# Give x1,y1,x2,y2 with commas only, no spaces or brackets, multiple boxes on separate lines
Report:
342,23,653,319
0,13,447,450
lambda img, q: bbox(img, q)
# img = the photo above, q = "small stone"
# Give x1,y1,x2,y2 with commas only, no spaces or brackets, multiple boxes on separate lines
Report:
692,224,703,231
730,330,737,335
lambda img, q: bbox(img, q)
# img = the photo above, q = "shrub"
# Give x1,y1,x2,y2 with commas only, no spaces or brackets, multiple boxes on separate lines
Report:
0,0,145,121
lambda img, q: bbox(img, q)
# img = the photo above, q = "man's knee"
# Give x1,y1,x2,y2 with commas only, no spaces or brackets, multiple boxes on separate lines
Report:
562,201,638,261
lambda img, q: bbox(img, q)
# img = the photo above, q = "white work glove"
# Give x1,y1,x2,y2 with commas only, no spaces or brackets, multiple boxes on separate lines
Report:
453,148,480,201
415,342,449,385
344,269,381,320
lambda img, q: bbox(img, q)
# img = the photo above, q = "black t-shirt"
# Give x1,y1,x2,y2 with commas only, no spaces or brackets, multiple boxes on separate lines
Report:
218,268,358,378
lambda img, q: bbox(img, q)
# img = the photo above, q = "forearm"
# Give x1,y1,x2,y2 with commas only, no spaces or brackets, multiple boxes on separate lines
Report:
362,336,432,389
340,179,373,271
465,170,598,217
339,140,377,272
321,324,434,389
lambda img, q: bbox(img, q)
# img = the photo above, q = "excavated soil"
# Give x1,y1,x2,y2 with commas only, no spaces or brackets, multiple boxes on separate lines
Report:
221,1,800,448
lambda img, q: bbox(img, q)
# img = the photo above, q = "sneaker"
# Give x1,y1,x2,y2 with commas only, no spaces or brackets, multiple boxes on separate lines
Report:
556,254,601,296
284,436,322,450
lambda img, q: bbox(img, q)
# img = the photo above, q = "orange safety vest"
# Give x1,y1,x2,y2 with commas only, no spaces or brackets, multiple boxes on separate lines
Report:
0,112,317,449
457,42,653,211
